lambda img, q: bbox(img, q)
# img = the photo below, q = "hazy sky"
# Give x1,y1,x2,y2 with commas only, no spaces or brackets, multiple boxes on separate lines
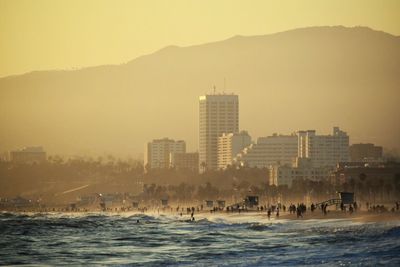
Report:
1,0,400,78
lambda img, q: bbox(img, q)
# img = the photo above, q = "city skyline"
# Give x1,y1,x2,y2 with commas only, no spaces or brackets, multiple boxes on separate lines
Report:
2,90,388,162
1,2,399,266
1,25,399,157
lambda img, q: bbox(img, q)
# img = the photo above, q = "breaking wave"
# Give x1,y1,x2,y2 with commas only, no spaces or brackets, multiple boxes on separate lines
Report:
0,212,399,266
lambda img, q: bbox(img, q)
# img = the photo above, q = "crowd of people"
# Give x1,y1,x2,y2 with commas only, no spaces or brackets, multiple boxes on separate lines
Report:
3,201,400,222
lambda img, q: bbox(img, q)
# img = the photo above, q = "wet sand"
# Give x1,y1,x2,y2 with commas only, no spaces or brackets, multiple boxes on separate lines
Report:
279,210,400,222
2,208,400,223
188,209,400,224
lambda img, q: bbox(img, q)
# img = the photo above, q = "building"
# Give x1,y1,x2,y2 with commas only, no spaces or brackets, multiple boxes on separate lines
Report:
217,131,251,169
350,143,383,162
199,93,239,171
269,158,333,188
145,138,186,169
0,151,10,162
297,127,349,167
170,152,199,172
10,146,46,164
234,133,298,168
332,162,400,185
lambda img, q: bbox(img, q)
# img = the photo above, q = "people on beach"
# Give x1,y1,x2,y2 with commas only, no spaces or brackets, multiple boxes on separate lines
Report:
296,206,303,218
190,211,195,221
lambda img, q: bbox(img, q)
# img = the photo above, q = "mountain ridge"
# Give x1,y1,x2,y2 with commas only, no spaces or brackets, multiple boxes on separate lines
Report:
1,25,399,157
2,25,398,81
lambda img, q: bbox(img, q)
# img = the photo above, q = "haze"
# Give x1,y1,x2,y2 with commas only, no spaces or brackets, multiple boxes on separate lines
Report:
0,1,399,158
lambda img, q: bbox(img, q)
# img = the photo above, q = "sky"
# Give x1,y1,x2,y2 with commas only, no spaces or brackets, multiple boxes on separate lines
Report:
1,0,400,78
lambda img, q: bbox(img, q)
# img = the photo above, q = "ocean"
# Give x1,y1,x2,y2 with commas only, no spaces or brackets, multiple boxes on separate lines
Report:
0,212,399,266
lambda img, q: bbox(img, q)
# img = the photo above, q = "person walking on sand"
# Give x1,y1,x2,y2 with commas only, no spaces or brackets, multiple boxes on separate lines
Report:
267,209,271,220
276,208,280,218
296,206,302,218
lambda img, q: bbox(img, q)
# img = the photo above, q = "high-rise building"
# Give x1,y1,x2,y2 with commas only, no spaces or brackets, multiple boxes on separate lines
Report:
297,127,349,167
217,131,251,169
350,143,383,162
145,138,186,169
170,152,199,172
10,146,46,164
234,133,298,168
199,94,239,171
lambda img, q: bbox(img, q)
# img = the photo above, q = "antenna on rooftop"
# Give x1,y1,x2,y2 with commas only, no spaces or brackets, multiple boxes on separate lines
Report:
213,85,216,94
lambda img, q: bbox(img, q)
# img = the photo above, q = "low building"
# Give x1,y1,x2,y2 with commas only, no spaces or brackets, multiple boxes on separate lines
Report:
350,143,383,162
170,152,199,172
145,138,186,169
10,146,46,164
269,158,333,188
331,162,400,185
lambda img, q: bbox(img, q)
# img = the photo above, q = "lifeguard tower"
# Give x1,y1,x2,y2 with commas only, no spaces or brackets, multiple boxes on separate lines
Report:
316,192,355,209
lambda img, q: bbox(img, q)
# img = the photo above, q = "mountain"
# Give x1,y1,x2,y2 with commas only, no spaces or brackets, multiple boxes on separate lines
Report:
1,26,399,157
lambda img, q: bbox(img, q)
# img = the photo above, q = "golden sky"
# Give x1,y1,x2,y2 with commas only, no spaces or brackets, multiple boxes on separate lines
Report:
1,0,399,78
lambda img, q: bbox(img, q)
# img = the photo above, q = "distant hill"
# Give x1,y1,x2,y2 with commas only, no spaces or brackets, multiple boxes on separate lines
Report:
1,26,399,157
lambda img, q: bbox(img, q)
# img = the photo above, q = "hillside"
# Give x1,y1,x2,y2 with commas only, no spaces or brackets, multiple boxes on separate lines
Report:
1,26,399,157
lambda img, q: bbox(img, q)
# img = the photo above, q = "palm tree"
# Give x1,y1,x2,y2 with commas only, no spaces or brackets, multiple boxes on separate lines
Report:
384,183,393,201
378,178,385,201
200,162,207,173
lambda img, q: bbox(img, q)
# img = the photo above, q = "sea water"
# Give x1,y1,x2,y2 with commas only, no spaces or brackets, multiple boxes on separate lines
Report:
0,212,399,266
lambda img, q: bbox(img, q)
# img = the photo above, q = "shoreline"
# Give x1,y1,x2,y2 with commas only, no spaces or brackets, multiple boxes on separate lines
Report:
2,209,400,223
279,210,400,222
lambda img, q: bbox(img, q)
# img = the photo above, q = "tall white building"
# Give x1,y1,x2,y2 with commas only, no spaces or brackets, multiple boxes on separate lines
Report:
217,131,251,170
145,138,186,169
199,94,239,171
297,127,349,167
234,134,298,168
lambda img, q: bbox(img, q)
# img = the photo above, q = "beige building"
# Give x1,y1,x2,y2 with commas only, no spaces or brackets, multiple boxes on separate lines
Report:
10,146,46,164
234,133,298,168
217,131,251,169
269,158,333,188
145,138,186,169
170,152,199,172
199,94,239,171
298,127,349,167
350,143,383,162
